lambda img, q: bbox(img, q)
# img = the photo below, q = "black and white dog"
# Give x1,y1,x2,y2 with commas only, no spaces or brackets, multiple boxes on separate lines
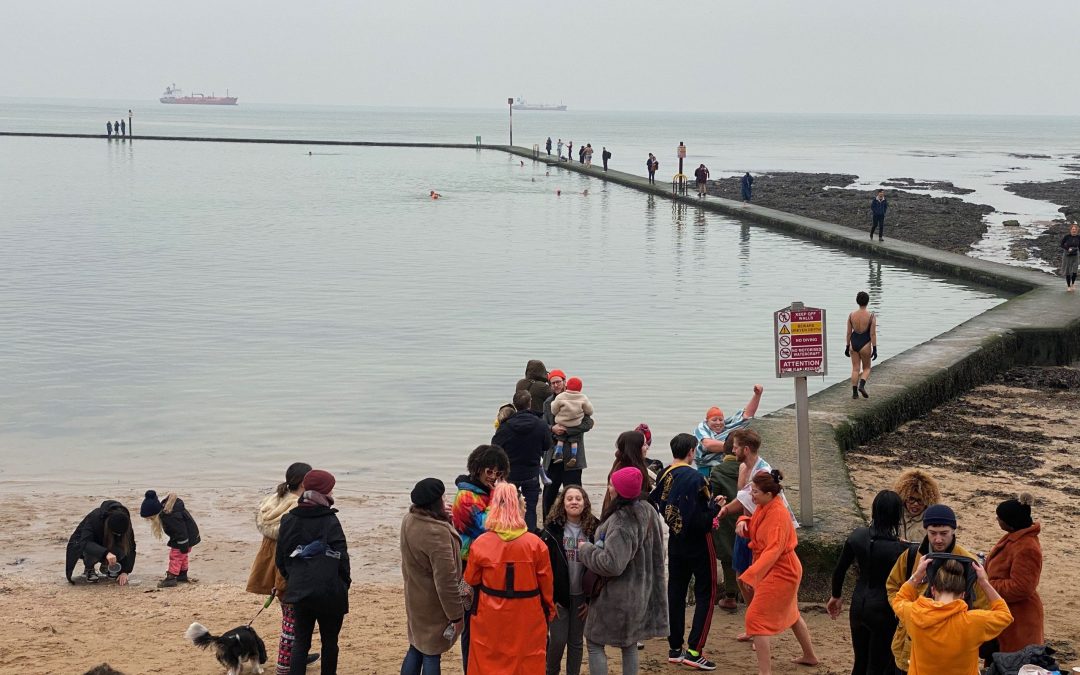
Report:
186,622,268,675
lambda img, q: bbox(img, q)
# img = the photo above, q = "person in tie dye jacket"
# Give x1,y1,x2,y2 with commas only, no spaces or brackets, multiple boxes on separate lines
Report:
451,443,510,673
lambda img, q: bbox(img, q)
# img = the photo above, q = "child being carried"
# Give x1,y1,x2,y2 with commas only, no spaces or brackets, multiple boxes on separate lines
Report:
550,377,594,469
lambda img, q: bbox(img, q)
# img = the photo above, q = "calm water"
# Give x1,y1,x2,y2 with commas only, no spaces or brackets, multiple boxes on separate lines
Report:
0,113,1007,493
6,98,1080,270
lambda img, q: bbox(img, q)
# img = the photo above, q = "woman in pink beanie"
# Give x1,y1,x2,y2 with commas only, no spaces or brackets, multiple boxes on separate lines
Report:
576,467,668,674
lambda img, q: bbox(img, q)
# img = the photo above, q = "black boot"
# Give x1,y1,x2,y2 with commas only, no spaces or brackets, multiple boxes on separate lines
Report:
158,572,178,588
177,570,193,583
852,386,859,399
859,379,869,398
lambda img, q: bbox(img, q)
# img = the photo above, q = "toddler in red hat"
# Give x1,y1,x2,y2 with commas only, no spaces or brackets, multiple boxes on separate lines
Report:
550,377,594,468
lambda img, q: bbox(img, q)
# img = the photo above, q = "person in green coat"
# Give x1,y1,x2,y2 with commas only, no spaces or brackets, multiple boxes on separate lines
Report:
708,435,741,610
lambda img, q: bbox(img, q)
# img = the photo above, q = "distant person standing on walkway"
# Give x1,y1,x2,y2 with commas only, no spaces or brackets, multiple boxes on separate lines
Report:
583,144,592,166
120,119,126,137
557,139,564,160
694,164,710,197
601,147,611,171
106,121,113,138
547,137,553,156
646,154,657,184
579,145,586,164
741,172,754,203
870,190,888,241
567,141,573,163
845,291,877,400
115,120,121,139
1060,222,1080,291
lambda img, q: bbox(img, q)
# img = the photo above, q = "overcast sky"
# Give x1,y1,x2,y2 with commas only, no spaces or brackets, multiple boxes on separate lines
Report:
2,0,1076,114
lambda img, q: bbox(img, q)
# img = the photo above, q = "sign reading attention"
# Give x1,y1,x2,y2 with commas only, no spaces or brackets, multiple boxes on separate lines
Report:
774,305,827,378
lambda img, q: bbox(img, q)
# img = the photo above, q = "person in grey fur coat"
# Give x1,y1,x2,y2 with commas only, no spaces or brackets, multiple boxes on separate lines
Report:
577,467,668,675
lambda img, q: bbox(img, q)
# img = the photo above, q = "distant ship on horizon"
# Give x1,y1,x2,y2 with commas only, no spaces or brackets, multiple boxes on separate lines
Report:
160,84,237,106
511,97,566,112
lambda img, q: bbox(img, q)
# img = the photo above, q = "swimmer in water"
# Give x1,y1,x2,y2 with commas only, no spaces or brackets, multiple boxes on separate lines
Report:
546,171,550,176
520,160,525,167
430,190,441,200
582,189,589,196
556,189,561,196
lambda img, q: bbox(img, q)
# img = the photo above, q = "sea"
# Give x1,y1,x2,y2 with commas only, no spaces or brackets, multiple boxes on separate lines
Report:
3,99,1076,494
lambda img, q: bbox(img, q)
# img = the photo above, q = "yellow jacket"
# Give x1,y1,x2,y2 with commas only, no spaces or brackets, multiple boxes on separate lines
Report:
890,580,1011,675
885,542,989,671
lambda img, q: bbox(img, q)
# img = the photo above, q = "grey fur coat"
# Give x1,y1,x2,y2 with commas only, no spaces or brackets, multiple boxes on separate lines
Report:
577,500,668,647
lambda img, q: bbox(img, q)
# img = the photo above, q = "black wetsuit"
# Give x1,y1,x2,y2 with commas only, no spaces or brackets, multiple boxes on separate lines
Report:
831,527,909,674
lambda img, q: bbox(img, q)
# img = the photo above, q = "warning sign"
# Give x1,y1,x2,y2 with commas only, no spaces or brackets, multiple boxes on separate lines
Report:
774,305,827,378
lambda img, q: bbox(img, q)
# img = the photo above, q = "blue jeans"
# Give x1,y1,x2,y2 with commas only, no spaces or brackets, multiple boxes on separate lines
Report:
401,645,441,675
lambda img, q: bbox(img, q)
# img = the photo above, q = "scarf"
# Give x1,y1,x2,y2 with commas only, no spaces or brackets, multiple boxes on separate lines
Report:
298,490,334,509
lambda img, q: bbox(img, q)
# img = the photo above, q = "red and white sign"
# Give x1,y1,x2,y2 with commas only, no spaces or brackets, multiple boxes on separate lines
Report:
774,305,827,377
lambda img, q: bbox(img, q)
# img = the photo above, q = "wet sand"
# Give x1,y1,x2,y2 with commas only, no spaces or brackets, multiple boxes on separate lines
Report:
4,366,1080,673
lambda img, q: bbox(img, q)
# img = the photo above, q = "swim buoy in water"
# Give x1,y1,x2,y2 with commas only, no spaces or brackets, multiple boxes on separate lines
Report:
430,190,441,200
556,189,561,196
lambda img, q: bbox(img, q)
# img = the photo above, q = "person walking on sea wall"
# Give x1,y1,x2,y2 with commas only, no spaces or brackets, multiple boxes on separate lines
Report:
870,190,888,241
558,139,564,160
114,120,121,139
400,478,468,675
741,172,754,203
1060,222,1080,291
247,462,320,674
106,121,113,138
120,119,126,137
694,163,710,197
845,291,877,400
602,147,611,171
547,137,553,156
646,154,658,184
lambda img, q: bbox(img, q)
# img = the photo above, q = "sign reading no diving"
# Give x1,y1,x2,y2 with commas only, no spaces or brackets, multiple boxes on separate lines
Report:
774,304,827,378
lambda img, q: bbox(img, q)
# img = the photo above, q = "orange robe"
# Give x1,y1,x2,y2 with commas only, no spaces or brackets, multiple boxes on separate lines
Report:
739,496,801,636
464,529,554,675
984,523,1043,652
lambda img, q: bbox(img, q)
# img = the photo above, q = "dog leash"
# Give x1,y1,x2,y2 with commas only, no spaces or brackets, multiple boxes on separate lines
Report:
248,588,277,627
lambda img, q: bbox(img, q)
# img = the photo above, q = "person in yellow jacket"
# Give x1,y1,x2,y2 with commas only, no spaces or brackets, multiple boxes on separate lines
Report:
885,504,989,672
891,554,1012,675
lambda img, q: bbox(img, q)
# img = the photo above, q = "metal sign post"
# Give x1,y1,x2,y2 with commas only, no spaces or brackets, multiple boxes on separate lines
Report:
773,301,827,527
507,97,514,146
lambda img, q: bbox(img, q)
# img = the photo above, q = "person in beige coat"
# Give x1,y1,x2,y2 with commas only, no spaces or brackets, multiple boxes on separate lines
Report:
246,462,315,675
550,377,594,469
401,477,468,675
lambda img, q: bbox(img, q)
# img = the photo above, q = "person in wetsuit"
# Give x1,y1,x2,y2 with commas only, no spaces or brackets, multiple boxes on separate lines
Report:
827,490,908,674
845,291,877,399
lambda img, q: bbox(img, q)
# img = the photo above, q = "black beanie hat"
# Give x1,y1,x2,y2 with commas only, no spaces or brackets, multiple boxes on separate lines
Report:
921,503,957,528
411,478,445,508
106,512,130,535
996,496,1033,531
140,490,163,518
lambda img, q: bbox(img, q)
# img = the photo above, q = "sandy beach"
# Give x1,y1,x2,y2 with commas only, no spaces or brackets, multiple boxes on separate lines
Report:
3,367,1079,674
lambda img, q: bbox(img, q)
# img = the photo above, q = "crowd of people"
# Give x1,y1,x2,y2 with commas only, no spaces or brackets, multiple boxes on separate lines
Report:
63,354,1049,675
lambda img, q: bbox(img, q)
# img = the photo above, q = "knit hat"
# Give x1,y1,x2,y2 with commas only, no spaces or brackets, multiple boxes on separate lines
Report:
705,406,723,421
610,467,642,500
411,478,445,508
996,495,1034,531
922,503,957,528
566,377,582,392
304,469,336,496
106,512,130,535
547,369,566,383
634,423,652,447
140,490,163,518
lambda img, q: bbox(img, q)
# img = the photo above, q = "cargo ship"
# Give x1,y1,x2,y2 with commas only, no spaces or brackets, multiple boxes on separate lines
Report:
159,84,238,105
511,97,566,111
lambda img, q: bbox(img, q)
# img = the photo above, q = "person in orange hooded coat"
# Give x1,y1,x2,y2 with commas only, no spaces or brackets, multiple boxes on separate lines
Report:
734,470,818,675
891,555,1012,675
464,482,554,675
984,494,1043,653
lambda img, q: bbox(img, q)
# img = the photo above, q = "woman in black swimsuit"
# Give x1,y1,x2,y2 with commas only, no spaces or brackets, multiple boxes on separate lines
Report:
845,291,877,399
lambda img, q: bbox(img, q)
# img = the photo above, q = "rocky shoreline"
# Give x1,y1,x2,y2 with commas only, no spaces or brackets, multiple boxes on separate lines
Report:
707,172,994,254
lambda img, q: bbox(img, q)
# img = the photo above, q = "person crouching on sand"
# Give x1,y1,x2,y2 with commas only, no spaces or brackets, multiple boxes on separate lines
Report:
65,500,136,585
140,490,200,588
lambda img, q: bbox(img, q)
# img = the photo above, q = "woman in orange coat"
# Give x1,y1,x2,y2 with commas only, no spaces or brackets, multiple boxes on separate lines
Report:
464,482,554,675
984,494,1042,652
735,470,818,675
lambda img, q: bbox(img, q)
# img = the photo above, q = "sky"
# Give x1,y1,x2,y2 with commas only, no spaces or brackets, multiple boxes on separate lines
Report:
2,0,1077,114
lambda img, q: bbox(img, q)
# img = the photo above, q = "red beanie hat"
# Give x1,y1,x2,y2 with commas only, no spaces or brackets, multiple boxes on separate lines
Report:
548,369,567,382
304,469,336,496
566,377,582,392
634,423,652,447
705,406,723,421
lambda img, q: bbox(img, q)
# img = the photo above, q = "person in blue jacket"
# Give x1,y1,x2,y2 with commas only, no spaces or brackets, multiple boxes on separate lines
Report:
741,172,754,203
870,190,888,241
